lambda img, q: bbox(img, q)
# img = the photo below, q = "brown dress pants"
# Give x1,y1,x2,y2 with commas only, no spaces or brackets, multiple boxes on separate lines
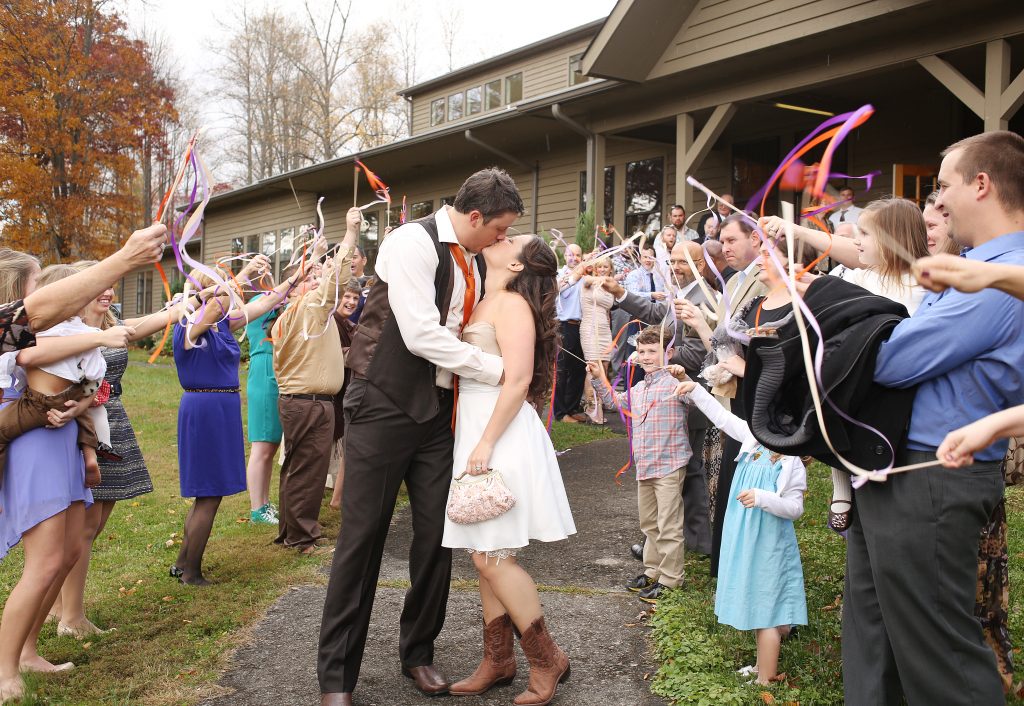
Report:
318,378,454,694
0,384,96,484
275,396,334,549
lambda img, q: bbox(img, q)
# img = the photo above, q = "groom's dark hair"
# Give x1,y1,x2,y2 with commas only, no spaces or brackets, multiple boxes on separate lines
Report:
453,167,525,223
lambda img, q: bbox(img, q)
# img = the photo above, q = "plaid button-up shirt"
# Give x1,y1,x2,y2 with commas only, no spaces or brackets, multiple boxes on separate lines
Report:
593,368,691,480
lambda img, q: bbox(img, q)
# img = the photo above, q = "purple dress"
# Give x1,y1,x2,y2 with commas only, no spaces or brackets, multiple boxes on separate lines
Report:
173,319,246,498
0,387,91,560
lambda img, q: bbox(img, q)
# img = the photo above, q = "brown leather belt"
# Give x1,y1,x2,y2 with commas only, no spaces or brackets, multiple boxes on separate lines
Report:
280,392,335,402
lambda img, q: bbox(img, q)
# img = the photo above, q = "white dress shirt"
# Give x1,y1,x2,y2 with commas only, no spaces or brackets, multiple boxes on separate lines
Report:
374,206,503,389
832,267,926,315
828,205,863,230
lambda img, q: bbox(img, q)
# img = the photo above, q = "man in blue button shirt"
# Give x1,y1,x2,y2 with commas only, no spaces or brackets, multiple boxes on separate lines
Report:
553,244,587,423
843,131,1024,706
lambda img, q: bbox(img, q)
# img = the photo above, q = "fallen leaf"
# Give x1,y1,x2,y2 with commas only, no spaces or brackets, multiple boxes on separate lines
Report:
236,517,249,523
82,642,92,650
165,539,174,548
130,501,140,507
821,594,843,612
162,596,174,602
760,692,776,704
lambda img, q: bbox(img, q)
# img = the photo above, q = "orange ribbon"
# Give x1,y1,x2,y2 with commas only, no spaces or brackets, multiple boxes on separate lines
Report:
449,244,476,432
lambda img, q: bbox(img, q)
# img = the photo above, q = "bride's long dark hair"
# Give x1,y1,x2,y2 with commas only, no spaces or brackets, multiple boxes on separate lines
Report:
505,236,560,402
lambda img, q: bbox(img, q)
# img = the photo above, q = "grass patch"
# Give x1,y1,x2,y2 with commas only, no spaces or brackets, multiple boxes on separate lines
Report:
0,349,342,705
548,419,619,451
648,463,1024,705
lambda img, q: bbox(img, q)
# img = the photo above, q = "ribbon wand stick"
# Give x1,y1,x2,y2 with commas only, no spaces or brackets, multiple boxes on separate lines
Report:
353,164,359,207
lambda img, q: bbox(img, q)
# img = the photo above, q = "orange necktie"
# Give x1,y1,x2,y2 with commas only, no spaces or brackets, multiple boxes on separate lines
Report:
449,244,476,431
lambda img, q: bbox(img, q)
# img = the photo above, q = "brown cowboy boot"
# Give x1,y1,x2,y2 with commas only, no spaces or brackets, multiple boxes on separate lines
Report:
514,616,570,706
449,613,517,696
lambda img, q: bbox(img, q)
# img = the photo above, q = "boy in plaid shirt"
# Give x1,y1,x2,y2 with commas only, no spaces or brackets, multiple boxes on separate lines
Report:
588,325,691,603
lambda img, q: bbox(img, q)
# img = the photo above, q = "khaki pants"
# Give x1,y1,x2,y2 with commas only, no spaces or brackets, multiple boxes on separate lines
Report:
638,468,685,588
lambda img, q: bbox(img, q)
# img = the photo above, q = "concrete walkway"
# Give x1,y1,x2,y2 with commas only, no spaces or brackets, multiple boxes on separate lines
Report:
202,431,668,706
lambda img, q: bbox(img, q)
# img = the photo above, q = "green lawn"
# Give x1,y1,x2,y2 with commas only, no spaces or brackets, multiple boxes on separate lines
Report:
0,351,614,705
648,463,1024,705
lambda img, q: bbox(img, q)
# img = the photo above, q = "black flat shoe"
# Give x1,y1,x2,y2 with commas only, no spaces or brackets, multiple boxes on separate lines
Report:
625,573,655,592
169,565,183,578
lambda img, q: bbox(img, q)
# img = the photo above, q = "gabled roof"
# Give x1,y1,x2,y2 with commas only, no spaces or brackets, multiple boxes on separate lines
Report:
581,0,697,82
398,18,604,98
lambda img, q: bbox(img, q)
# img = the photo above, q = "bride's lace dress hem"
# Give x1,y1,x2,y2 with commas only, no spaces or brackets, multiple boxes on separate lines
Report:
465,548,518,561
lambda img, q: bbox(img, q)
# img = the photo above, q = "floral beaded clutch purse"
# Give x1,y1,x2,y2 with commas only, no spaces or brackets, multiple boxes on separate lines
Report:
446,469,516,524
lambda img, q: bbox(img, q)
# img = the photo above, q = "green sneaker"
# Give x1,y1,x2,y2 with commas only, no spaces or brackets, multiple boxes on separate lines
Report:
250,503,279,525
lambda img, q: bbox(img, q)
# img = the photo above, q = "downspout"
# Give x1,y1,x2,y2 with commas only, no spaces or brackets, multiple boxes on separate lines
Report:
551,103,595,214
464,129,539,233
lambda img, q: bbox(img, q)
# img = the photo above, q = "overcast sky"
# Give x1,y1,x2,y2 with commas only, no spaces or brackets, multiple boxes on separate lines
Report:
118,0,616,102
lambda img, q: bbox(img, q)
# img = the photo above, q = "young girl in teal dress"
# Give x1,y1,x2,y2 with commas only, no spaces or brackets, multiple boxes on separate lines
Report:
677,379,807,685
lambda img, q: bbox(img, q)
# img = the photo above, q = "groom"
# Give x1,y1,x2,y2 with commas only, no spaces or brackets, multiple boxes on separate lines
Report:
318,168,524,705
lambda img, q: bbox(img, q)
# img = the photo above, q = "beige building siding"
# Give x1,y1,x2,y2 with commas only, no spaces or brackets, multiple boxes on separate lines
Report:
120,250,180,319
410,36,593,135
651,0,931,79
203,191,320,256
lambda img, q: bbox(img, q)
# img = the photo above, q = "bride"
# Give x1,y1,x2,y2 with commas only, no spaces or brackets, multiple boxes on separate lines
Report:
442,235,576,706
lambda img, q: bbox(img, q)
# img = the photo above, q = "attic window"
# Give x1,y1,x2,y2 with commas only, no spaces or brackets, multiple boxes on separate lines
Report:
430,98,445,126
466,86,482,115
569,53,589,86
505,72,522,103
485,79,502,110
448,92,465,121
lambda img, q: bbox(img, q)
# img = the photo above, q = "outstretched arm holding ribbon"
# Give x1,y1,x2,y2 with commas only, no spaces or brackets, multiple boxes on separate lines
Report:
914,255,1024,299
22,224,168,334
938,405,1024,468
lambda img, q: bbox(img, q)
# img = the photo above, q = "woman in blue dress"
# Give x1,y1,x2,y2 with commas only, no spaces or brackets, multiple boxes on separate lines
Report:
171,253,318,585
244,296,282,525
679,379,807,685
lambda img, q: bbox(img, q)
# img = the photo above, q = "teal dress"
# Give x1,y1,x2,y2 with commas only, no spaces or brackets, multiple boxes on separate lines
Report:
245,300,282,443
714,448,807,631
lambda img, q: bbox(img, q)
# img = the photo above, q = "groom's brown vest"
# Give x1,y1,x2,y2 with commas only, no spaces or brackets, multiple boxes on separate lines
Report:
346,213,485,423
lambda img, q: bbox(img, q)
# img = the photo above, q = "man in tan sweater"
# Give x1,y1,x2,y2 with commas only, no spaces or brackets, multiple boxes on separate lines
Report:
272,207,360,553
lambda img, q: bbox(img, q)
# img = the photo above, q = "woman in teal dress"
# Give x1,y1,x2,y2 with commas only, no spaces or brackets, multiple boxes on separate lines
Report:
245,295,282,525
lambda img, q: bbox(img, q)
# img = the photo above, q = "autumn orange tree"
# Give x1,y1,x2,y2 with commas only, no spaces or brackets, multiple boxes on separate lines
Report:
0,0,176,261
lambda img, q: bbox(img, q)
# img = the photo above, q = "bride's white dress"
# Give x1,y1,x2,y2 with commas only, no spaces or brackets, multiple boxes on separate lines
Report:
442,322,576,554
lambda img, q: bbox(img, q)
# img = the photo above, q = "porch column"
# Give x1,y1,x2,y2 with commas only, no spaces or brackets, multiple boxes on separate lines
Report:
675,103,736,214
918,39,1024,132
592,134,607,227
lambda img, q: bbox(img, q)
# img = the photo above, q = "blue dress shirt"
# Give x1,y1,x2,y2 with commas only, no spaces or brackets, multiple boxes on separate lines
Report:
624,267,666,299
874,231,1024,461
556,266,583,321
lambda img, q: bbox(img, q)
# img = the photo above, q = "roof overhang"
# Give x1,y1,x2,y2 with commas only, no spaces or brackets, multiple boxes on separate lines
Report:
581,0,698,82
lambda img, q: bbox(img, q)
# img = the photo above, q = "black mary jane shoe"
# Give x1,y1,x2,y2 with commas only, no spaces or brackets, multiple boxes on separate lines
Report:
169,565,183,579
